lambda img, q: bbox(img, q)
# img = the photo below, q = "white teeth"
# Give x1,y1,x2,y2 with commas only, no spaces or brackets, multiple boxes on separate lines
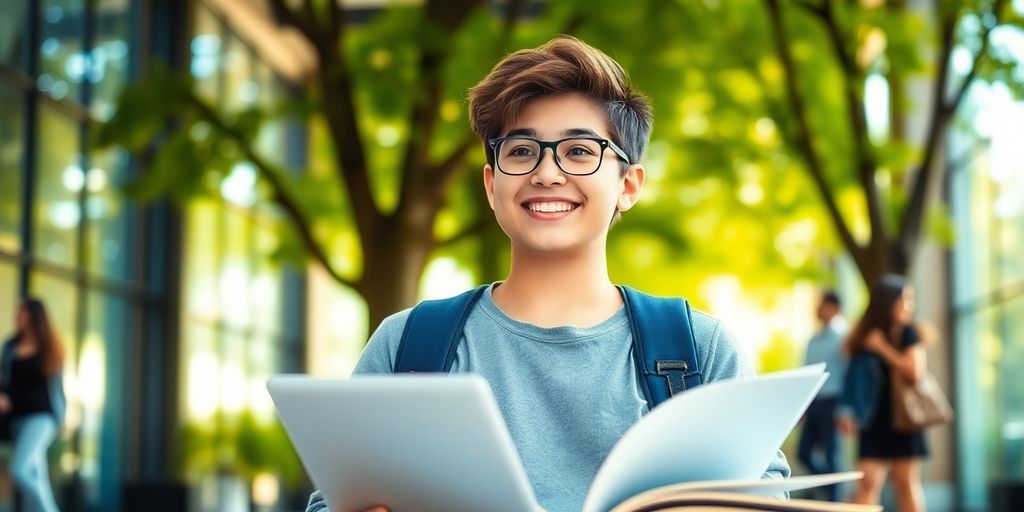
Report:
526,201,576,213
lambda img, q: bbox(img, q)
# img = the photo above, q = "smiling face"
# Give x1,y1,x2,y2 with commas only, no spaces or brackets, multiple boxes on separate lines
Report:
483,93,644,257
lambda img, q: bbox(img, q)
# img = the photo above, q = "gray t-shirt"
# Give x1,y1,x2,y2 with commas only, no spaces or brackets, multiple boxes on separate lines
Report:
307,285,791,512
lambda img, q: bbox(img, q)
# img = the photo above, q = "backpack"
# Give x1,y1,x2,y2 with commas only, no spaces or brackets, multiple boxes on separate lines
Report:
393,285,703,409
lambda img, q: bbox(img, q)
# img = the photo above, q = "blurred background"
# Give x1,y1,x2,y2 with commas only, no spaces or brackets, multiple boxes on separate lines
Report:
0,0,1021,510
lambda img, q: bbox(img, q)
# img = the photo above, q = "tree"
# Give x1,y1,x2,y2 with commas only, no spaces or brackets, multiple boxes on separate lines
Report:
97,0,1023,333
761,0,1022,286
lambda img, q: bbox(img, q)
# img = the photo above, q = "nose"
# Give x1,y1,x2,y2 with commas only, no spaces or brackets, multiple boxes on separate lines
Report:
530,147,566,186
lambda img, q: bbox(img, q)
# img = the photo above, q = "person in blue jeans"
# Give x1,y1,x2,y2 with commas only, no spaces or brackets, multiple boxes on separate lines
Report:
797,290,848,501
1,298,66,512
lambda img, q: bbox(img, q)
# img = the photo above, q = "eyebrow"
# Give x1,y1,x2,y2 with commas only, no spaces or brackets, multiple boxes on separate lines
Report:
503,127,603,138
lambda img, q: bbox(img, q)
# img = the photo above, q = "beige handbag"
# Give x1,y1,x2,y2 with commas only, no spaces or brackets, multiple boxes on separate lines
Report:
891,326,954,432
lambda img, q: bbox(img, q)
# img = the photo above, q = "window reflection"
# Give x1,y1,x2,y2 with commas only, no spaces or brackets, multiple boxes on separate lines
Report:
34,104,81,267
91,0,133,120
0,264,16,336
86,148,134,281
0,83,23,253
221,208,251,329
39,0,85,102
191,5,222,103
222,32,254,113
80,289,127,510
0,0,28,70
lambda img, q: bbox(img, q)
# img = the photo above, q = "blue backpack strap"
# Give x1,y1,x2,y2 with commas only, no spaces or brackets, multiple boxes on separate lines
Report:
394,285,489,373
618,286,703,408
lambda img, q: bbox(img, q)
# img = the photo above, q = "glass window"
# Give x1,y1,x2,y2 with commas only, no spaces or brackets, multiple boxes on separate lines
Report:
0,0,28,70
91,0,134,121
190,4,222,103
39,0,86,102
1000,295,1024,480
182,321,217,424
184,200,220,321
996,207,1024,286
251,220,281,335
27,272,78,381
220,207,251,329
86,148,135,281
0,264,17,336
79,288,128,511
221,32,254,113
0,83,23,253
34,104,81,268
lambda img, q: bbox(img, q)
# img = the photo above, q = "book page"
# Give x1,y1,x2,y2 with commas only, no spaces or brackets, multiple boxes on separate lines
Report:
581,368,827,512
611,491,881,512
611,472,863,512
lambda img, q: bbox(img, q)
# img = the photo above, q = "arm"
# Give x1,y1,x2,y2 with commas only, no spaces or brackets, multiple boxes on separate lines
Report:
865,329,926,383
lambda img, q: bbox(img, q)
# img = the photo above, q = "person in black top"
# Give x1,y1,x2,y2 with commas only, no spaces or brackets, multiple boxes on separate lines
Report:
1,298,66,512
838,275,929,511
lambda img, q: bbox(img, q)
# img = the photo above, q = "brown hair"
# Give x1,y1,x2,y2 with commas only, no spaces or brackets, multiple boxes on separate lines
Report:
844,274,907,356
19,298,64,376
468,36,653,173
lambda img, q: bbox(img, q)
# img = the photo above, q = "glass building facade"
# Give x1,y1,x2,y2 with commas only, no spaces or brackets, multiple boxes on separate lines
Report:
0,1,179,510
0,1,307,510
951,81,1024,511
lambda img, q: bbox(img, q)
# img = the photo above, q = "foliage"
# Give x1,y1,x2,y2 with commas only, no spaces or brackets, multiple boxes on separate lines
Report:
94,0,1024,327
179,411,304,490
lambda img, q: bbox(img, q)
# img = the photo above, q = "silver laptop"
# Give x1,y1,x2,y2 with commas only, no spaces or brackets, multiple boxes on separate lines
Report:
267,374,540,512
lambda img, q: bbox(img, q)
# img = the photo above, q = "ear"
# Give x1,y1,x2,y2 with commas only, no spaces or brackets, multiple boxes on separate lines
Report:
617,164,645,212
483,164,496,210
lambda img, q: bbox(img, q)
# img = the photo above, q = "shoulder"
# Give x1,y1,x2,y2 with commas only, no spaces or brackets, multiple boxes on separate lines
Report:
352,308,413,375
687,307,755,380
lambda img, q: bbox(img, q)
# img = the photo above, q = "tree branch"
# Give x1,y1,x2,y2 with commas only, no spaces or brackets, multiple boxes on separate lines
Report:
267,0,319,44
190,96,359,290
396,0,485,217
437,217,492,248
899,0,1005,248
815,1,886,243
764,0,865,266
433,133,480,184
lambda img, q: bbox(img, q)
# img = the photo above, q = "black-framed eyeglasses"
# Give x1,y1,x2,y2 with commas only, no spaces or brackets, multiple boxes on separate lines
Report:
487,136,631,176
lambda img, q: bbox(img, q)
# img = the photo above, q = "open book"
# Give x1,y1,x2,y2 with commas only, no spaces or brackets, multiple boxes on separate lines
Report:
270,364,878,512
580,364,879,512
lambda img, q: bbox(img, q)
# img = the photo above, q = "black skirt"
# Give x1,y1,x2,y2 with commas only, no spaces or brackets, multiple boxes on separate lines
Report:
858,348,929,459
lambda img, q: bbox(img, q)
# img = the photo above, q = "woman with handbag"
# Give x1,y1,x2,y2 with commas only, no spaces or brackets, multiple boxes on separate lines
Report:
838,274,929,511
0,298,66,512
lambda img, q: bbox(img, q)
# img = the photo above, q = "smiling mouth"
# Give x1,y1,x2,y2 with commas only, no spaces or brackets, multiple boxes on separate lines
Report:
522,201,580,213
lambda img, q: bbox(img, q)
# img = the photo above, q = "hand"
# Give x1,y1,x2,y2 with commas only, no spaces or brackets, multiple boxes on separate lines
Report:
0,392,9,414
837,415,856,436
363,507,389,512
864,329,888,355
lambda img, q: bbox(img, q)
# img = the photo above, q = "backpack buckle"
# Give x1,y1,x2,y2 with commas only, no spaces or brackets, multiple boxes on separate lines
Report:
655,360,690,396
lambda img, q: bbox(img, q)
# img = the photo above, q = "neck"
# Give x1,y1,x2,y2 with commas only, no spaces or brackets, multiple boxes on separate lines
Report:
493,244,621,327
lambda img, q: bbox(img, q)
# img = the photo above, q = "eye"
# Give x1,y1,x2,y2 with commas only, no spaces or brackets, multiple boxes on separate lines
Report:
566,145,595,156
507,145,536,157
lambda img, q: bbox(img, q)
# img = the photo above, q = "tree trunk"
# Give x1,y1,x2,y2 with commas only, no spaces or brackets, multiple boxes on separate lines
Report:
359,216,435,331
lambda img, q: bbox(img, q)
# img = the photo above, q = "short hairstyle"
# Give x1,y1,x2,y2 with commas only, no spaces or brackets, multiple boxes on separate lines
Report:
468,36,653,173
822,290,841,307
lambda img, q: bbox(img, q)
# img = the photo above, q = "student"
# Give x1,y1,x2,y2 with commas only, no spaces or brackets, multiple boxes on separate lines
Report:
838,274,929,511
306,36,790,512
1,298,66,512
797,290,848,501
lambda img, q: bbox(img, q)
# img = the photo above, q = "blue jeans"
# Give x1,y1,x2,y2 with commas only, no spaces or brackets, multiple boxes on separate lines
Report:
798,397,841,502
10,413,59,512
